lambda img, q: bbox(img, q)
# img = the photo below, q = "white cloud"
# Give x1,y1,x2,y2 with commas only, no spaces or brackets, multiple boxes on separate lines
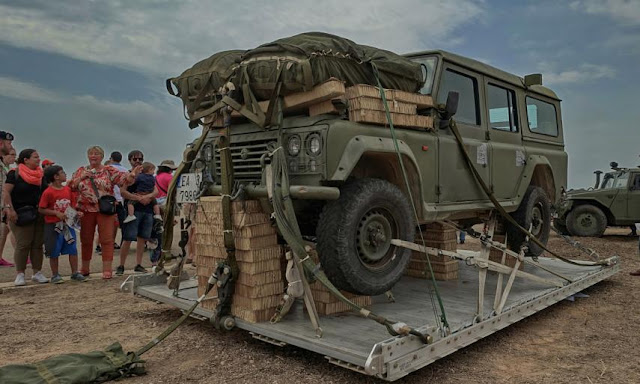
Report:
538,63,616,85
0,76,61,103
570,0,640,25
0,0,484,76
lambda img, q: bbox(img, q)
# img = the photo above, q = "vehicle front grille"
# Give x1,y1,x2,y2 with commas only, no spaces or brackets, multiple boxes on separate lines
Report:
213,136,277,183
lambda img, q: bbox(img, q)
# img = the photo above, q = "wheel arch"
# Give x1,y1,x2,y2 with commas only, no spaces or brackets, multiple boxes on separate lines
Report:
517,156,557,206
330,136,424,220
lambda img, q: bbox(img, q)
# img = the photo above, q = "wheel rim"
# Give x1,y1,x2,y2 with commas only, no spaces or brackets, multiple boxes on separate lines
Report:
356,208,396,270
531,204,544,237
575,212,597,233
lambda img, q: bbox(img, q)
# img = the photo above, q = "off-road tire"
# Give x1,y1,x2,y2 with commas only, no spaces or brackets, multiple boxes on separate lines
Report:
553,219,570,235
506,186,551,257
316,178,415,295
566,204,607,237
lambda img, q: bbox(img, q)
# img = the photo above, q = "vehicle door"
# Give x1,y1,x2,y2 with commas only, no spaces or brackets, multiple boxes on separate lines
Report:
484,80,526,200
627,172,640,221
436,64,490,203
608,170,629,221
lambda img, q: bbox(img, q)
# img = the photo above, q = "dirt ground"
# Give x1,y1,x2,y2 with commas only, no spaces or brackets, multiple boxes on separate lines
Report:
1,227,639,384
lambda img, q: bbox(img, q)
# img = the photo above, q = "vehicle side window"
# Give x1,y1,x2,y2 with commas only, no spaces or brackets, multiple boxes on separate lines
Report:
438,69,480,126
526,97,558,136
632,174,640,191
487,84,518,132
613,171,629,189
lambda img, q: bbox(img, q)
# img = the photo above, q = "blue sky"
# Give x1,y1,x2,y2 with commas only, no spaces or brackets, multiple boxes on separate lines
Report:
0,0,638,188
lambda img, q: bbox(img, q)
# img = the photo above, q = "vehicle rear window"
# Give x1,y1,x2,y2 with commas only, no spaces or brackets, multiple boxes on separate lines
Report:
526,97,558,136
438,69,480,126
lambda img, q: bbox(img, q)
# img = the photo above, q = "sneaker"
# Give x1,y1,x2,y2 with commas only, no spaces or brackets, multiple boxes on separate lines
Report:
115,265,125,276
153,218,164,234
147,238,159,250
70,272,87,282
14,273,25,286
134,264,147,273
153,214,163,221
95,245,102,254
0,258,14,267
51,274,64,284
123,215,137,224
32,271,49,284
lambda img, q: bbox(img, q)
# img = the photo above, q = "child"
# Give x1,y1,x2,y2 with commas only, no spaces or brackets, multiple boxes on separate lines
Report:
38,165,86,283
123,162,163,233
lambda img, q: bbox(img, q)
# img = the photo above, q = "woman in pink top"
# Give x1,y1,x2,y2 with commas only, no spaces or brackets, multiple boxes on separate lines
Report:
155,160,178,204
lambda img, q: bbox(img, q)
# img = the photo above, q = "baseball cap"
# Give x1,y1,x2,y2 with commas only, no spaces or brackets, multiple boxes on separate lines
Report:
42,159,55,167
0,131,14,140
159,159,178,170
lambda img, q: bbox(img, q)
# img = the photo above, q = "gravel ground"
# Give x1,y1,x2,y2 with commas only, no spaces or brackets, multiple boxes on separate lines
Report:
1,228,638,383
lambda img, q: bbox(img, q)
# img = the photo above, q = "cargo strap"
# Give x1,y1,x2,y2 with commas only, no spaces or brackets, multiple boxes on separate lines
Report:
159,125,212,261
447,119,610,267
371,62,450,334
211,105,239,328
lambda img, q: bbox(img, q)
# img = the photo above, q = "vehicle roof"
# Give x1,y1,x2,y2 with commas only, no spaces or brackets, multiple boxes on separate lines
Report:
404,50,560,101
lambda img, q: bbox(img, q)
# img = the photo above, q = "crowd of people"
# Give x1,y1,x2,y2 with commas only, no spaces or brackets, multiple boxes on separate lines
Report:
0,131,179,285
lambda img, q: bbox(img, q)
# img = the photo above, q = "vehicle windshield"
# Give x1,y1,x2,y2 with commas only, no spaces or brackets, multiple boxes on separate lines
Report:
601,170,629,189
612,170,630,189
410,56,437,95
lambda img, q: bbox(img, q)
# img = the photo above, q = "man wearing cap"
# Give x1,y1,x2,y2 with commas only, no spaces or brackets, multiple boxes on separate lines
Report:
41,159,55,169
0,131,14,267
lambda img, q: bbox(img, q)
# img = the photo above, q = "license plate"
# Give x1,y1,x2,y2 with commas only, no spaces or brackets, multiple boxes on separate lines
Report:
176,173,203,203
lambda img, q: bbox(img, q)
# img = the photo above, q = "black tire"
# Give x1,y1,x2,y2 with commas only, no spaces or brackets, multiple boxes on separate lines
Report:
566,204,607,237
316,178,415,295
506,186,551,257
553,219,570,235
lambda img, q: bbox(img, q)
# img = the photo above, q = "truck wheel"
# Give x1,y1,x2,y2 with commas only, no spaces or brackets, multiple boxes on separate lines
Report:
506,186,551,257
553,219,570,235
566,204,607,237
316,178,415,296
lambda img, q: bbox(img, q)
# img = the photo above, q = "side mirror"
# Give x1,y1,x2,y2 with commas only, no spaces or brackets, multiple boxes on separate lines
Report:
439,91,459,129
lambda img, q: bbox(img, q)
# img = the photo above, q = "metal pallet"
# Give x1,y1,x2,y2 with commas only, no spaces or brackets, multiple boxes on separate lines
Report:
122,255,618,381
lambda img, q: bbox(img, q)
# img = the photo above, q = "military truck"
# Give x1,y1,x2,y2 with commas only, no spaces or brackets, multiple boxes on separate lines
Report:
554,163,640,237
178,49,567,296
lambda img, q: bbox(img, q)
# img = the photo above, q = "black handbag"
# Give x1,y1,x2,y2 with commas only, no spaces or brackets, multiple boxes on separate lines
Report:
15,205,38,226
88,177,117,215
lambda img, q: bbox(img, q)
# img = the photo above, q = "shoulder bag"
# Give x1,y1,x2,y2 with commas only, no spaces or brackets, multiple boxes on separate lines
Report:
88,175,117,215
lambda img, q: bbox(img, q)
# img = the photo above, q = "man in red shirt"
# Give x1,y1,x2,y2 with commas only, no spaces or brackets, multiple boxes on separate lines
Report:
39,165,86,283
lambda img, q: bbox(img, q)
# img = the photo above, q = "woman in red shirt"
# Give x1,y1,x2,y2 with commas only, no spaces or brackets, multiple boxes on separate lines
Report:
69,146,139,279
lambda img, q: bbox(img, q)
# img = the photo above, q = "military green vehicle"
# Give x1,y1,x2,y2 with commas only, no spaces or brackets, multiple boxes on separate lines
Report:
179,49,568,296
554,163,640,237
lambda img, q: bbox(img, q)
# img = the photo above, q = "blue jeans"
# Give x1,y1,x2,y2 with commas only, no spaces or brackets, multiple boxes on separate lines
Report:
122,211,153,241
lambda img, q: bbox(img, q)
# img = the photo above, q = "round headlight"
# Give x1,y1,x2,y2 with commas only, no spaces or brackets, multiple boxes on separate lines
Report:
307,134,322,156
287,135,301,156
204,144,213,161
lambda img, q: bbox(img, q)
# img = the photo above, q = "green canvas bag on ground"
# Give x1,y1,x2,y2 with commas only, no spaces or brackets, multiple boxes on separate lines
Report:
0,342,145,383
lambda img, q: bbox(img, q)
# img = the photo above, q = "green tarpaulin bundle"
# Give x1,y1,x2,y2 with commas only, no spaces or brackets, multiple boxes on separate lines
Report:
0,343,144,384
167,31,425,121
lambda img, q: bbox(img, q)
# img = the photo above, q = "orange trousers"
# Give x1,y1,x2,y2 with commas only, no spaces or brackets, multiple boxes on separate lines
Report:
80,212,115,262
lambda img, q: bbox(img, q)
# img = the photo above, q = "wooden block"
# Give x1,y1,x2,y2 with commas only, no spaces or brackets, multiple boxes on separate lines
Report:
196,265,216,278
345,84,433,108
236,246,282,263
232,294,281,311
282,78,346,110
234,234,278,250
195,222,276,238
237,270,282,286
237,258,282,274
201,296,219,311
231,306,276,323
407,260,459,274
348,109,433,129
314,296,372,316
309,99,340,116
235,282,284,299
348,97,417,114
195,244,227,260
